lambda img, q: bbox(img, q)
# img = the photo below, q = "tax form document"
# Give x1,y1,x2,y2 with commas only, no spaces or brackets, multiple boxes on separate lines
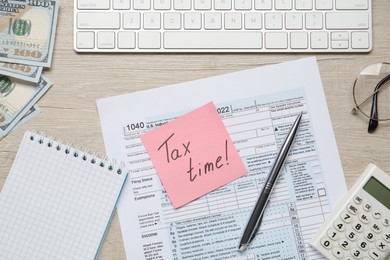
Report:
97,57,347,260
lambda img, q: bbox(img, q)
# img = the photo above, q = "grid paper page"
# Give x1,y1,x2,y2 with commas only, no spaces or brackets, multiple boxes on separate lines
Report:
0,131,128,260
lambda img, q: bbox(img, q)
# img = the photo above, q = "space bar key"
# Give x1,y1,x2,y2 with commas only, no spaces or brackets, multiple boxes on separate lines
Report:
164,32,263,49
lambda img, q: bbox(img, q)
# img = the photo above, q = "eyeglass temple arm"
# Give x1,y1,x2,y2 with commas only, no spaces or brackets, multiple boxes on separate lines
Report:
368,93,378,133
353,73,390,111
367,74,390,133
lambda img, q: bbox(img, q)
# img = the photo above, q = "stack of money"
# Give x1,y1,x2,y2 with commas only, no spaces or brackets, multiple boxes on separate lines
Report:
0,0,59,139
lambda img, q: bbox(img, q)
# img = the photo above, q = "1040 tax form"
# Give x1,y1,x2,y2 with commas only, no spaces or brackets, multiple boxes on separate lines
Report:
97,57,347,260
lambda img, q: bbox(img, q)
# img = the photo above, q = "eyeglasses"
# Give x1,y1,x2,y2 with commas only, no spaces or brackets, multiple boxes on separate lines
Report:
352,62,390,133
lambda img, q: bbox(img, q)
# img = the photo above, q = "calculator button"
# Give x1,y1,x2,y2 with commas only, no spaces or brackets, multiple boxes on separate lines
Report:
364,231,375,242
347,204,359,215
370,222,381,233
358,213,370,224
350,247,363,259
363,203,372,212
357,239,369,251
344,257,353,260
354,195,363,204
372,211,381,219
375,240,387,252
368,249,381,259
327,228,339,240
352,221,364,233
321,237,333,249
341,211,353,223
332,247,344,258
334,222,346,232
382,217,389,227
339,239,351,250
383,232,390,243
346,229,358,241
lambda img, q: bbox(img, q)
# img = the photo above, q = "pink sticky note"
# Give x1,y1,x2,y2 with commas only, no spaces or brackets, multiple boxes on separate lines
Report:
141,102,247,208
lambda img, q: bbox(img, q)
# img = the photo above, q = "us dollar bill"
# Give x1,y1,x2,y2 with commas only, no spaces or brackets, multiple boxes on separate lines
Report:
0,61,42,82
0,0,59,67
0,104,40,139
0,74,51,137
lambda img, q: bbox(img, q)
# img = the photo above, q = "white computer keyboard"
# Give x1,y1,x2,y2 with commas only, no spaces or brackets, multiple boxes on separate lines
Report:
73,0,372,53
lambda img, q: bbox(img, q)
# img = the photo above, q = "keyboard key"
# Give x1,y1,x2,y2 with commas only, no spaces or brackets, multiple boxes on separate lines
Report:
290,32,308,49
139,31,161,49
113,0,130,10
215,0,232,10
123,12,141,29
326,12,369,29
134,0,151,10
235,0,251,10
331,32,348,41
154,0,170,10
194,0,211,10
275,0,292,10
331,40,348,49
164,32,262,49
265,32,287,49
255,0,272,10
305,12,323,29
174,0,191,10
144,12,161,29
351,32,369,49
245,13,262,29
117,32,135,49
315,0,332,10
76,31,94,49
205,13,222,30
77,12,120,29
184,12,202,30
97,31,115,49
311,32,328,49
285,13,303,29
336,0,368,10
78,0,109,10
295,0,312,10
265,13,283,29
164,13,181,29
225,13,242,29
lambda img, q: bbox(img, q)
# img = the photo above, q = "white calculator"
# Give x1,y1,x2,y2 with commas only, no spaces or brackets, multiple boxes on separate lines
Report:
310,163,390,260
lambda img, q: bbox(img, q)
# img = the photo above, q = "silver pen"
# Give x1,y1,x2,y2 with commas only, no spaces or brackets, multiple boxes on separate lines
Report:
238,112,303,251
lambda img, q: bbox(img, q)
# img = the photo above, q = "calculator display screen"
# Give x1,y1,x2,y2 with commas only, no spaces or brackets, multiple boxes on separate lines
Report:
363,177,390,209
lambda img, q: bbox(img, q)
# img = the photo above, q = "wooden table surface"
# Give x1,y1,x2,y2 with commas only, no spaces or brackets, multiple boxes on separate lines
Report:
1,1,390,259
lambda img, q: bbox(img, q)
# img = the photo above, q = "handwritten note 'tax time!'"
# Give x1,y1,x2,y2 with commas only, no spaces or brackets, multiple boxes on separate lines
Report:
140,102,247,208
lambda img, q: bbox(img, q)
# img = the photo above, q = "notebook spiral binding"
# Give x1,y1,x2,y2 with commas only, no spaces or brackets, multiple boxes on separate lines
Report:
29,131,124,175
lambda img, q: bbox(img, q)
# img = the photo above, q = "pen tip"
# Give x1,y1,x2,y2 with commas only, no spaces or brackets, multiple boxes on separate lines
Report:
238,244,247,252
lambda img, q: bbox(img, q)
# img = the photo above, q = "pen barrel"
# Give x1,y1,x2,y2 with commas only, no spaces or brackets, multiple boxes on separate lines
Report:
265,113,302,186
239,189,270,246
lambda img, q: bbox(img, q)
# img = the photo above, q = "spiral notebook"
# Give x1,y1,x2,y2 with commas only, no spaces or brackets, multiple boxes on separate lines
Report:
0,131,128,259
